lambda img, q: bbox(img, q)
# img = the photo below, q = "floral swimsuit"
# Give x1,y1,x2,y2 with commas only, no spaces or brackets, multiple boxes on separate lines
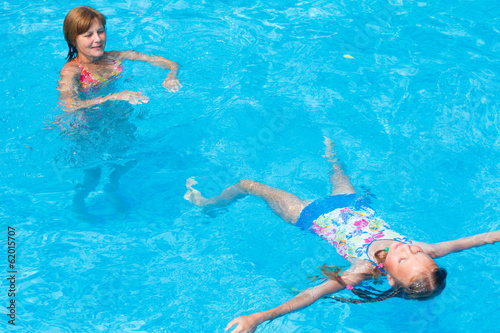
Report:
297,194,412,265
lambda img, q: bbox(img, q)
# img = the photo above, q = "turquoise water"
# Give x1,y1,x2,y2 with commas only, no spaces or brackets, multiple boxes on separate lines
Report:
1,0,500,332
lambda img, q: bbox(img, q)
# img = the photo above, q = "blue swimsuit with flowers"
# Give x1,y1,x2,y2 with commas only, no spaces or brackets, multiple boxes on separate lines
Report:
296,194,412,266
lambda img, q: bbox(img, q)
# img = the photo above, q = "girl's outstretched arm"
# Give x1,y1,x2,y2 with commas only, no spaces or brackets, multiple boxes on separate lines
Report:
225,279,342,333
427,229,500,258
225,273,364,333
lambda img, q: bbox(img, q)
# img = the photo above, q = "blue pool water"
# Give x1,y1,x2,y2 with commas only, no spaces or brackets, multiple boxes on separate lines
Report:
1,0,499,332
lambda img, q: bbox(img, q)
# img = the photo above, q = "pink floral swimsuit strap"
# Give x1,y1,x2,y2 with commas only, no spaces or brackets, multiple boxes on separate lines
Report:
311,206,412,265
75,56,123,91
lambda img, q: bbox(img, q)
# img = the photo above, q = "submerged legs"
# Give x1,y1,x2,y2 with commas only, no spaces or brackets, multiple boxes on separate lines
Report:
73,167,101,214
104,160,137,213
72,160,137,215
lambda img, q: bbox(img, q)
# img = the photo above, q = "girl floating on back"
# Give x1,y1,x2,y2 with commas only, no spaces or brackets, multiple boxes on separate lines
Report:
185,137,500,333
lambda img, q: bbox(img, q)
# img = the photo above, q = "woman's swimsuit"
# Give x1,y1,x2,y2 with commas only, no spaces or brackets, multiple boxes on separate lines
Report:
75,56,123,92
67,56,124,129
297,194,413,268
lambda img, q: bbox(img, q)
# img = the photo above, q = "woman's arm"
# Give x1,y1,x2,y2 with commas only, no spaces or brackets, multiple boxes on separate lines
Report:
57,62,148,112
57,63,90,111
112,50,181,92
225,271,366,333
114,50,179,72
424,229,500,258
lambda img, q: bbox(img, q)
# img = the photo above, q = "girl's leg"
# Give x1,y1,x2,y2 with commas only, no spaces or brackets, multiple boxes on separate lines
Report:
324,137,355,195
184,177,307,224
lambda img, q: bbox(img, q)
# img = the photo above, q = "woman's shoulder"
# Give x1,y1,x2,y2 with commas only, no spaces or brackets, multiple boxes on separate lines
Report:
60,59,81,77
105,51,123,59
106,50,147,62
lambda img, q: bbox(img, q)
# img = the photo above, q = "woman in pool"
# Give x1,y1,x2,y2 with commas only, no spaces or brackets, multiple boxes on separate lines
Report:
59,6,181,110
184,137,500,333
54,6,181,215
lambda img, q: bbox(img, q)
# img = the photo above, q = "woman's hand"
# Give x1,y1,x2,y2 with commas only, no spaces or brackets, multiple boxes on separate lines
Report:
162,72,182,92
225,314,263,333
111,90,149,105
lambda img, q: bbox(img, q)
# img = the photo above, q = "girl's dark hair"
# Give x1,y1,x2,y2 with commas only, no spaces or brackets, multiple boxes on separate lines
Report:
320,262,448,304
63,6,106,61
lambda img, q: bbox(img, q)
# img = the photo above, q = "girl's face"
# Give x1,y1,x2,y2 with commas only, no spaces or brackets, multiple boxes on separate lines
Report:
75,18,106,62
384,242,438,287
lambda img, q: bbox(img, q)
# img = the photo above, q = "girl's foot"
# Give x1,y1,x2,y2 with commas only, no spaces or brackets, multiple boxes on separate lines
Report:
183,177,209,206
323,136,337,163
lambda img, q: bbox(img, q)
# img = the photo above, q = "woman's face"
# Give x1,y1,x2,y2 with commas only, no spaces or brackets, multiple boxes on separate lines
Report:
75,18,106,62
384,242,438,287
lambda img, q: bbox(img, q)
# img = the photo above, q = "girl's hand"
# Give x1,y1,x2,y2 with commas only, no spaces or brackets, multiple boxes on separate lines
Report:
162,72,182,92
486,229,500,244
225,314,262,333
112,90,149,105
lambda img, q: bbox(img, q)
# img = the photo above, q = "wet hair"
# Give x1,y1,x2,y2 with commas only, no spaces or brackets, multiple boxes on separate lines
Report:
63,6,106,61
320,259,448,304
